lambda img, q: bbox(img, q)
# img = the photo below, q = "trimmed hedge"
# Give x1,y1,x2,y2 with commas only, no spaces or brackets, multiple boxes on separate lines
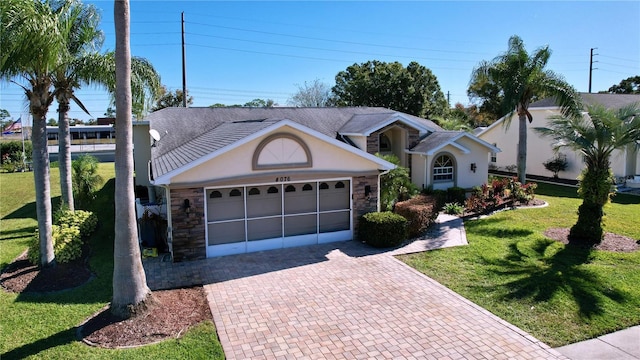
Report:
394,195,439,238
358,211,407,248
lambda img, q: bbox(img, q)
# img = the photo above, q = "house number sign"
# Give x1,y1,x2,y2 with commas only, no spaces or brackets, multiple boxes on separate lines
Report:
275,176,291,182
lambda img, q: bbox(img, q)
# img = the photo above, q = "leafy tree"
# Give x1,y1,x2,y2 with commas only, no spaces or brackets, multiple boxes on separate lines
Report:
605,75,640,94
151,86,192,111
104,106,115,117
47,118,58,126
288,79,333,107
470,35,582,184
1,0,75,267
244,98,276,107
112,0,152,318
467,75,504,121
72,154,102,209
378,154,418,211
535,104,640,244
332,60,448,118
0,109,9,121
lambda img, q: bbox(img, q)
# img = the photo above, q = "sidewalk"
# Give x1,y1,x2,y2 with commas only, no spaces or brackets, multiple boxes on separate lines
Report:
555,326,640,360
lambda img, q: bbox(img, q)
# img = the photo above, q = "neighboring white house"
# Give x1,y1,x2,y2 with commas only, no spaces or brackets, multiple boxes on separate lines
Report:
133,107,499,260
477,93,640,182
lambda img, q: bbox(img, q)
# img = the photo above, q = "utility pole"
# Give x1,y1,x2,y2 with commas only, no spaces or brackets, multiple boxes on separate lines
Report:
181,12,188,107
446,91,450,106
589,47,598,93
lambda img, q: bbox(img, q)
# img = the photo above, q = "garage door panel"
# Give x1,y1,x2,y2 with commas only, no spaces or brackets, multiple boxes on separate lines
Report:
207,188,244,221
247,217,282,241
284,183,317,214
284,214,317,236
319,211,350,233
247,186,281,218
319,181,350,211
208,221,245,245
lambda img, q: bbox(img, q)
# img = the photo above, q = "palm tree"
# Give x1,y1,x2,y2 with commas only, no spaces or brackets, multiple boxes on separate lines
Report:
53,1,161,211
112,0,153,318
470,35,583,184
535,104,640,244
1,0,77,267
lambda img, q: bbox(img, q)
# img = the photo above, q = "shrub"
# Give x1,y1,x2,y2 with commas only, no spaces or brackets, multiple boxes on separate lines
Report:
446,186,466,204
464,177,537,214
358,211,407,248
543,154,569,178
394,195,439,238
443,202,464,215
72,155,103,209
27,209,98,265
0,140,32,164
378,154,418,211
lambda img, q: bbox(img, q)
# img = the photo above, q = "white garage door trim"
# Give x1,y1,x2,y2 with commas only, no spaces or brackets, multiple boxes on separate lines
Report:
205,178,352,257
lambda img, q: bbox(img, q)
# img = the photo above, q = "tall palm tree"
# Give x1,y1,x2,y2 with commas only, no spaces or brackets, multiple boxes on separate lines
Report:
111,0,153,318
53,1,161,211
535,104,640,244
1,0,77,267
470,35,583,184
53,0,103,212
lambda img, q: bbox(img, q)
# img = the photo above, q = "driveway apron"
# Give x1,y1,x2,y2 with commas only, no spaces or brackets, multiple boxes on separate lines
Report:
202,242,563,359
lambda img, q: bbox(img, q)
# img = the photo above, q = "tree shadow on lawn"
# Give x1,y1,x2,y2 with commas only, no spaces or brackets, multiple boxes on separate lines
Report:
2,196,62,220
483,238,629,319
0,227,37,241
1,326,77,360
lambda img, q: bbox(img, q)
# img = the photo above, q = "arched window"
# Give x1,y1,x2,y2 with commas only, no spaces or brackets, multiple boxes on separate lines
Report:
319,182,329,190
267,186,279,194
433,154,454,181
379,133,391,152
249,188,260,195
285,185,296,192
302,183,313,191
335,181,345,189
229,189,242,197
210,190,222,198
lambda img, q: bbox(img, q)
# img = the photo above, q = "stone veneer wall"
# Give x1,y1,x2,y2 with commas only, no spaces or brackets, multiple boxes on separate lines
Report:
170,187,206,262
352,174,379,238
366,121,420,157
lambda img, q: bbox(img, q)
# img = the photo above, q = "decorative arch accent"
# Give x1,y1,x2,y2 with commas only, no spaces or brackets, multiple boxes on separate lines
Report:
252,133,312,170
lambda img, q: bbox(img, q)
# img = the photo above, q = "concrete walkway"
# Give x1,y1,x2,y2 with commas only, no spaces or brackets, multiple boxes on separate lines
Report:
145,213,566,359
555,326,640,360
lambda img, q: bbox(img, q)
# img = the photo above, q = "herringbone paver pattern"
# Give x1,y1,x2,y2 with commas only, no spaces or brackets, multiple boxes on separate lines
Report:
144,214,565,359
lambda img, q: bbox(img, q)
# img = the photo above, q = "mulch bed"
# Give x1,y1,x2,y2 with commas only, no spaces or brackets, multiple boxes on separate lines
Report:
544,227,639,252
80,287,212,348
1,249,213,349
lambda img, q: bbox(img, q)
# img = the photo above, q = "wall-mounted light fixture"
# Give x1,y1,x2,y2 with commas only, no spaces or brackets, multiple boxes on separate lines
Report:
364,185,371,197
470,163,477,173
183,199,191,214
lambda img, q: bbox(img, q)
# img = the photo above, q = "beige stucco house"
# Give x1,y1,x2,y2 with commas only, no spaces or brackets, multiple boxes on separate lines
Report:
133,107,498,260
477,93,640,183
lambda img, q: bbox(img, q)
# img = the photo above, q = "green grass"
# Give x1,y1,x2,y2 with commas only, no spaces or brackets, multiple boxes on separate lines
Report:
400,182,640,347
0,163,224,359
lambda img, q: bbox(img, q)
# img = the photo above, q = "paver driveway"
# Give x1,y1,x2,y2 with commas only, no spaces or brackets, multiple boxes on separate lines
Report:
145,216,564,359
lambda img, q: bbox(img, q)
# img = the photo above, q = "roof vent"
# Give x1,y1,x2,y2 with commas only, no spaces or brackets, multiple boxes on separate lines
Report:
232,118,266,123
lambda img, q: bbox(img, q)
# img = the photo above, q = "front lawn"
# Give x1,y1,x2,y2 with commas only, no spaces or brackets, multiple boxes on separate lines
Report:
400,183,640,347
0,163,224,359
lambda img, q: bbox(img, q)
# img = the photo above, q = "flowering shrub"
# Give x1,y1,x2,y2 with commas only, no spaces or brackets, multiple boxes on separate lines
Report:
464,177,537,214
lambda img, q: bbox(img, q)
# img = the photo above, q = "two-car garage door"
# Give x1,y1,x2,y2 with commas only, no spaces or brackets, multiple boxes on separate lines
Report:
205,179,351,257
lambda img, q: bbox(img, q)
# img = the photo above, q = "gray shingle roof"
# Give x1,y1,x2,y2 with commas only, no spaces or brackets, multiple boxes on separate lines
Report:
530,93,640,110
145,107,443,180
338,112,441,135
410,131,463,154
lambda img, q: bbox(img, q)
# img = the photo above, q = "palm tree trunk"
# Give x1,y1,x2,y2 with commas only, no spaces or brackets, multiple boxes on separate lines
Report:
111,0,152,319
58,100,74,211
517,113,527,184
32,113,55,267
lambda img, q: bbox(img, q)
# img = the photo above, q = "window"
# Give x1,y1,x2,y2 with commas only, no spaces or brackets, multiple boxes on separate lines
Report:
335,181,345,189
267,186,279,194
302,184,313,191
433,154,454,181
229,189,242,197
319,182,329,190
249,188,260,195
490,143,497,163
379,133,391,152
285,185,296,192
210,190,222,198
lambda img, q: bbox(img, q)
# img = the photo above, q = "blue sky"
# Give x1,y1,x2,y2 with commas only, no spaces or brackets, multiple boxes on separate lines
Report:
2,1,639,122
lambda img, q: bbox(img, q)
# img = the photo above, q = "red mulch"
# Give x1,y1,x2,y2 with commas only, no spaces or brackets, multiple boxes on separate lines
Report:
1,250,213,349
544,227,639,252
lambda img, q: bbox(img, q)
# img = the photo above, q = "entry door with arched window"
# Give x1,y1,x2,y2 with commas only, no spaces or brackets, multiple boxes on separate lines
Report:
432,153,455,190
